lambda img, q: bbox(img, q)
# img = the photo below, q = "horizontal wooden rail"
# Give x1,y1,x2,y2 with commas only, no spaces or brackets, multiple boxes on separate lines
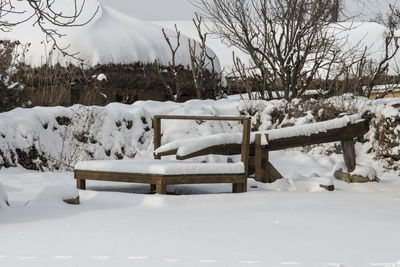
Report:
154,115,249,121
266,119,369,151
174,120,369,160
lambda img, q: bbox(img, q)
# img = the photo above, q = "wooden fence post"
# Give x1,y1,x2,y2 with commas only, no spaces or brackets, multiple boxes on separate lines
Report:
240,118,251,192
153,116,161,160
241,118,251,177
341,139,356,172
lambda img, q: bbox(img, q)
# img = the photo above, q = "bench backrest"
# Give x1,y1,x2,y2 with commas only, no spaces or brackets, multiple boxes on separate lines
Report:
152,115,251,176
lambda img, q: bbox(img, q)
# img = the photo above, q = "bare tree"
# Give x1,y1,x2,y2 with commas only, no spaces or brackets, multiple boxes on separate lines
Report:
0,0,99,59
331,0,343,22
194,0,351,100
161,25,184,100
349,3,400,99
188,13,221,99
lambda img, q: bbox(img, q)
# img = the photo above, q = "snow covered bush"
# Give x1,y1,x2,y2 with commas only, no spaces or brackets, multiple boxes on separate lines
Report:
0,94,398,172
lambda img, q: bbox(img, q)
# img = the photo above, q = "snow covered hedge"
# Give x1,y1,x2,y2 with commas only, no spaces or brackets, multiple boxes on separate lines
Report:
0,95,399,172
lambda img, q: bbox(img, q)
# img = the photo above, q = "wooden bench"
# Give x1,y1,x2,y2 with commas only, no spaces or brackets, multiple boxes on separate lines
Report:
154,115,369,184
74,115,251,194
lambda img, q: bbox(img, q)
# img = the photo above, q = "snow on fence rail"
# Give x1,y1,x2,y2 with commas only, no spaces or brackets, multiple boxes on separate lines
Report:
154,114,367,159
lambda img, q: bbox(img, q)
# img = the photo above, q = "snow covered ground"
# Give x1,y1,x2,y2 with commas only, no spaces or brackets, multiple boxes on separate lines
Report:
1,148,400,267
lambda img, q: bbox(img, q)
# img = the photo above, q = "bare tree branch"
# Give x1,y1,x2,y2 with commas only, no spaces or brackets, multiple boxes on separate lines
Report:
0,0,99,60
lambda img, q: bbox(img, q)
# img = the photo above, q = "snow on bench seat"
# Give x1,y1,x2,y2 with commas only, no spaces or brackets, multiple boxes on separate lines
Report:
74,159,245,175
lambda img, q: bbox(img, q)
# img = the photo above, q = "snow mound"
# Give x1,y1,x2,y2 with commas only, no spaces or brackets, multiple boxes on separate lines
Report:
0,0,220,70
33,185,79,205
333,161,378,179
287,173,334,192
257,173,333,192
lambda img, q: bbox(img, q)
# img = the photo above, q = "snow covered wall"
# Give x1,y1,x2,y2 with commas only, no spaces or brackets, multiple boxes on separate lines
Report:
0,96,399,172
0,0,220,70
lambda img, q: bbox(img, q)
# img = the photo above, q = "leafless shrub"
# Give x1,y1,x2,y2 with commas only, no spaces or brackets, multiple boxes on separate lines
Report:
188,13,223,99
194,0,400,100
195,0,351,100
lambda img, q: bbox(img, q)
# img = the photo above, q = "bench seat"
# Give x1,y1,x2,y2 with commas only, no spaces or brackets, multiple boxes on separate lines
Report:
74,160,247,194
75,159,245,175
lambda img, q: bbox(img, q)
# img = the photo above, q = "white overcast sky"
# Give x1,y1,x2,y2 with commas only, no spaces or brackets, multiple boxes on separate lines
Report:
99,0,398,21
100,0,198,20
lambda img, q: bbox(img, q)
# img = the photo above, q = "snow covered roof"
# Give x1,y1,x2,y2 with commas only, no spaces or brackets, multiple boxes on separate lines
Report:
0,0,220,70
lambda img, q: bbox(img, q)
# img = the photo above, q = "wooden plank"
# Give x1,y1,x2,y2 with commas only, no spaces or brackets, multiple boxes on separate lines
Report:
74,170,246,185
74,170,162,184
232,183,242,193
241,118,251,177
254,133,283,183
174,120,369,159
266,120,369,151
162,174,246,185
267,162,283,183
232,182,247,193
76,178,86,190
156,183,167,194
154,148,178,157
254,133,263,182
341,139,356,172
154,115,248,121
242,181,247,192
264,144,270,183
150,184,156,192
153,116,161,159
176,144,255,160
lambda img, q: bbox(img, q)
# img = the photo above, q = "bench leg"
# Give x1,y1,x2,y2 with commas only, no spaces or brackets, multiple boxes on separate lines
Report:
242,181,247,193
156,183,167,194
233,182,247,193
76,179,86,190
150,184,156,193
